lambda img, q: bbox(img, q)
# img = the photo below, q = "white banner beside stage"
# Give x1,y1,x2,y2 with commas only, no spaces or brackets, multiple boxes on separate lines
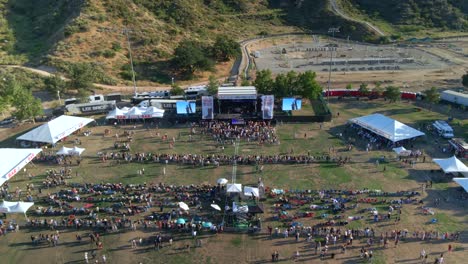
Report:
261,95,274,120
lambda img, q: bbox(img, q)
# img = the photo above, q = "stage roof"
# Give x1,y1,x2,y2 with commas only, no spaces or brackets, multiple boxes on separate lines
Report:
349,114,425,142
218,86,257,100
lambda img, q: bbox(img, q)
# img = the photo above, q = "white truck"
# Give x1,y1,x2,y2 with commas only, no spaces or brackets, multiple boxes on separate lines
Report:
65,94,116,115
432,120,454,139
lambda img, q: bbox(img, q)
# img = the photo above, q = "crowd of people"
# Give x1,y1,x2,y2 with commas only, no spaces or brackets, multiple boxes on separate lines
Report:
198,120,279,144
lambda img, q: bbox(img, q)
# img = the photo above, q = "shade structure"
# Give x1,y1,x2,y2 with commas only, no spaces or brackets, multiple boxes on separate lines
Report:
70,146,85,156
56,146,73,155
0,148,42,186
105,107,127,120
142,106,165,118
349,114,425,142
176,218,186,224
17,115,94,144
453,178,468,192
210,204,221,211
226,183,242,193
178,202,189,211
216,178,228,185
244,186,260,197
0,201,34,214
433,156,468,176
392,146,411,156
125,107,144,119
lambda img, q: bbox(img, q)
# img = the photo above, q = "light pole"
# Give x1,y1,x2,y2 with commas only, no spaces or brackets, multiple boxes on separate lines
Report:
171,77,174,86
123,28,138,96
327,27,340,102
57,90,61,105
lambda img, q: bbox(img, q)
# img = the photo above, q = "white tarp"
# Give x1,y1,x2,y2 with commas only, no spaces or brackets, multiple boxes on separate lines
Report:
349,114,425,142
453,178,468,193
226,183,242,193
0,148,42,186
217,178,228,185
71,146,85,156
17,115,94,144
0,201,34,213
244,186,260,197
433,156,468,176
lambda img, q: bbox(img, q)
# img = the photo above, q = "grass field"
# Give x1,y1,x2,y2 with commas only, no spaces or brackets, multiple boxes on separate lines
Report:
0,98,467,264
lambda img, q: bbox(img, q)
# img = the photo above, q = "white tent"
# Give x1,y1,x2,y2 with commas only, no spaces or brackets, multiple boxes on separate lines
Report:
349,114,425,142
0,148,42,186
226,183,242,193
105,107,127,120
56,146,73,155
178,202,189,211
433,156,468,176
392,146,411,156
244,186,260,197
453,178,468,193
71,146,85,156
0,201,34,214
17,115,94,144
143,106,165,118
217,178,228,185
126,107,144,119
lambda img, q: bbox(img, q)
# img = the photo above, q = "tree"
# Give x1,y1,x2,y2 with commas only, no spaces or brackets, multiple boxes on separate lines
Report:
296,71,322,100
384,86,401,102
462,72,468,88
206,75,219,95
67,63,96,90
346,83,353,90
12,88,43,122
170,84,184,96
173,40,213,75
0,96,9,117
274,73,289,98
212,35,241,62
253,69,274,94
358,83,370,96
240,77,250,86
423,87,440,109
45,73,68,93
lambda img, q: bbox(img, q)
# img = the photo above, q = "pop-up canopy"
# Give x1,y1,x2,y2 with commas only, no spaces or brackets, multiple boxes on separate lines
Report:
244,186,260,197
433,156,468,176
0,148,42,186
349,114,425,142
17,115,94,144
0,201,34,214
56,146,73,155
226,183,242,193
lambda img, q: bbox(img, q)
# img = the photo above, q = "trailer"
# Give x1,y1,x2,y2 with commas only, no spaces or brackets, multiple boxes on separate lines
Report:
440,90,468,107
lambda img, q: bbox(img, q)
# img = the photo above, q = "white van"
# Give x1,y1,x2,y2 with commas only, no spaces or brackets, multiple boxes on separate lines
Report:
432,120,454,139
184,86,208,98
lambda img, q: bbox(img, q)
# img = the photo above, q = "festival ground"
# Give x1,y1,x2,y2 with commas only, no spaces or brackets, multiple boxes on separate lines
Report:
0,98,466,264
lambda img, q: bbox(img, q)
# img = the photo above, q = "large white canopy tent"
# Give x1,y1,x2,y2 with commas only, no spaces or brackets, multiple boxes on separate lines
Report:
453,178,468,193
349,114,425,142
433,156,468,176
17,115,94,144
0,148,42,186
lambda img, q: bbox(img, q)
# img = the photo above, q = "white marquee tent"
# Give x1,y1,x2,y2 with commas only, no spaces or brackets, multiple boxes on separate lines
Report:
106,106,164,120
56,146,73,155
0,201,34,214
349,114,425,142
392,146,411,156
0,148,42,186
17,115,94,144
433,156,468,176
453,178,468,193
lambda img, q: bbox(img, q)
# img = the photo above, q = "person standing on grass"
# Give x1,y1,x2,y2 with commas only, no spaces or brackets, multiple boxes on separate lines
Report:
420,249,426,259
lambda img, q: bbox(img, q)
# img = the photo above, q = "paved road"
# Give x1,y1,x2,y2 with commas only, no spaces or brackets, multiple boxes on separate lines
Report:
329,0,385,36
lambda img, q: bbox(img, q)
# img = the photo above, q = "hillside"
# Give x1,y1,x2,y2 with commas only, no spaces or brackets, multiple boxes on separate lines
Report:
0,0,467,86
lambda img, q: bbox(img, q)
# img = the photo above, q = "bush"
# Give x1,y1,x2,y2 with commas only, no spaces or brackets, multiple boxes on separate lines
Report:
111,42,122,51
103,49,116,58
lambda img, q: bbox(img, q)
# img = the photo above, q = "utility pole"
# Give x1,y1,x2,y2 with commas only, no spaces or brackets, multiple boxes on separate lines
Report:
327,27,340,102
